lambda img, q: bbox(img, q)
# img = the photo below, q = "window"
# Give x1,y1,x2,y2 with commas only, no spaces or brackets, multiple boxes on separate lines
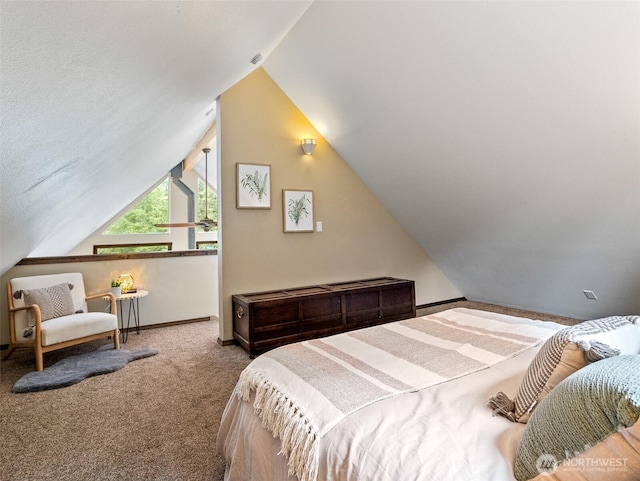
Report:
104,178,169,234
196,241,217,250
94,243,173,254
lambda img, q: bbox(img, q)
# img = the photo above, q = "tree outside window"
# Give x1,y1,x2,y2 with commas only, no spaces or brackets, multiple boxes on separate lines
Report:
104,178,169,234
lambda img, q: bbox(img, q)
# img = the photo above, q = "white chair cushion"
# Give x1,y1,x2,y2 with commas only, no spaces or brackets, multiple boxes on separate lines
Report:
41,312,117,346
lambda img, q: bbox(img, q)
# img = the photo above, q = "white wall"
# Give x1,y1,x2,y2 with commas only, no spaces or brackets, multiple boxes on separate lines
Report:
1,254,218,345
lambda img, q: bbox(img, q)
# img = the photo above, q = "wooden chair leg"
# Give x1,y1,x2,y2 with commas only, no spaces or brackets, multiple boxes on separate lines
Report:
113,329,120,350
35,344,44,371
1,344,16,361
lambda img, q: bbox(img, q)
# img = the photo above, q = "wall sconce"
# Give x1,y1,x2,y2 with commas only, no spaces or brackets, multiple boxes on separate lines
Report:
301,138,317,155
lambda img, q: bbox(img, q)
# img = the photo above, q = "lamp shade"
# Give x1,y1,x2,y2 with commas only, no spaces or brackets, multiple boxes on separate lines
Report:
301,138,317,155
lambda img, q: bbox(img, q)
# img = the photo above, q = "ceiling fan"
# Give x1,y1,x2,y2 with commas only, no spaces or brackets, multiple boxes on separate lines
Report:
155,147,217,232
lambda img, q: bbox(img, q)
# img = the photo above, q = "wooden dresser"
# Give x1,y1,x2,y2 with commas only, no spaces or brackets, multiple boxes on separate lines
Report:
232,277,416,357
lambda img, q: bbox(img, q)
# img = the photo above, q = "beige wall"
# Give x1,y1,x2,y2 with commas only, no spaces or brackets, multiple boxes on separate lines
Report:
1,255,218,344
217,68,460,342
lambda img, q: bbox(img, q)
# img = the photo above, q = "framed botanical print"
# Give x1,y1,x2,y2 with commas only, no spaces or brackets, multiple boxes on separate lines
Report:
283,189,314,233
237,163,271,209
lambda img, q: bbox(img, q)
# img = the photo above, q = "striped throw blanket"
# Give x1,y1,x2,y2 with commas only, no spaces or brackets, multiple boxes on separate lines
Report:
236,308,556,481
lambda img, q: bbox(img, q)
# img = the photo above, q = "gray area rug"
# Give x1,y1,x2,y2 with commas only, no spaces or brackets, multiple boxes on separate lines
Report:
12,346,158,393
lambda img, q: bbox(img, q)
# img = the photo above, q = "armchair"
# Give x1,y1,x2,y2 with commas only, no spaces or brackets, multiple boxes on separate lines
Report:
4,272,119,371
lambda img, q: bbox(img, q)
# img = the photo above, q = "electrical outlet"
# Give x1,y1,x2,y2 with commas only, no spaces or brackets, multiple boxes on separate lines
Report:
316,221,323,232
583,290,598,300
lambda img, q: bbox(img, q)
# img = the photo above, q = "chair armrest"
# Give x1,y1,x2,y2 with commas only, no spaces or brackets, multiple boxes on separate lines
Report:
9,304,40,314
86,292,114,301
9,304,42,330
87,292,117,316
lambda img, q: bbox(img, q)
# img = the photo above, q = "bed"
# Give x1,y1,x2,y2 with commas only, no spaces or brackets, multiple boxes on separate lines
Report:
217,308,640,481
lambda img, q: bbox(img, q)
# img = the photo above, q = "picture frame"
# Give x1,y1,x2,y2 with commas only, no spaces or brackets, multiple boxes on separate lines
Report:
237,163,271,209
283,189,314,233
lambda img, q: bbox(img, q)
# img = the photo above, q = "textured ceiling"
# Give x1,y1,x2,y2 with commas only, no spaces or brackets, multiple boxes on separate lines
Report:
0,0,311,272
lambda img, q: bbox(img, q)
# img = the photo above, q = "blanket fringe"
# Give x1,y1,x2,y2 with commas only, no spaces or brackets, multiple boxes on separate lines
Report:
236,368,320,481
485,391,517,422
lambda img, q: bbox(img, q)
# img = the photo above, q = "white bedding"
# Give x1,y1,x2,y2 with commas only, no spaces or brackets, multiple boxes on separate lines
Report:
217,309,567,481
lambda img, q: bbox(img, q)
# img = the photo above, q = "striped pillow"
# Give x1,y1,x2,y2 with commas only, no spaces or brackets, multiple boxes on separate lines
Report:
487,316,640,423
21,283,75,324
514,354,640,481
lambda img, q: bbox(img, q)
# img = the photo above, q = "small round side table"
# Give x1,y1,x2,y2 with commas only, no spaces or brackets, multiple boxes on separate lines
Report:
114,290,148,343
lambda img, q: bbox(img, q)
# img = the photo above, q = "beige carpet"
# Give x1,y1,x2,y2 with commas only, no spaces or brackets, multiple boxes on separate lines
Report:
0,320,251,481
0,302,578,481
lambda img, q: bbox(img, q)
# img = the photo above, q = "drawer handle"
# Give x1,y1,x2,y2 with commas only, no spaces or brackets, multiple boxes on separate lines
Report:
236,306,245,318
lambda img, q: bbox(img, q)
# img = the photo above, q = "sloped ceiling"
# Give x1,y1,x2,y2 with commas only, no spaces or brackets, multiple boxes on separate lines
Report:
0,0,311,272
263,1,640,319
1,1,638,320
